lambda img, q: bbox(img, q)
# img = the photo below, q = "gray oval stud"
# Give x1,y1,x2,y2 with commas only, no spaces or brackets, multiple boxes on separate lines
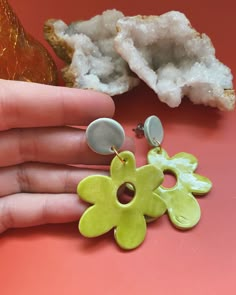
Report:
144,115,164,147
86,118,125,155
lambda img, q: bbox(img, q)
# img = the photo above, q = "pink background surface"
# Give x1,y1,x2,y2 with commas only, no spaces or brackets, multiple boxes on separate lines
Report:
0,0,236,294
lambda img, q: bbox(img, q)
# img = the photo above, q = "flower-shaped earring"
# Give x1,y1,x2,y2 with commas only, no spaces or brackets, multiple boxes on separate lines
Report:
77,118,166,250
134,115,212,230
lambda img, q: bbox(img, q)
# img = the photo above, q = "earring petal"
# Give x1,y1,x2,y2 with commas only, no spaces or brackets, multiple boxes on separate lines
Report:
158,188,201,229
77,175,114,204
142,192,167,219
110,151,136,185
136,164,164,191
79,205,117,237
183,173,212,195
114,210,147,250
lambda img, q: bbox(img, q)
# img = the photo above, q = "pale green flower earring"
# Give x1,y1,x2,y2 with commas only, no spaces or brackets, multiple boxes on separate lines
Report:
134,115,212,230
77,118,166,250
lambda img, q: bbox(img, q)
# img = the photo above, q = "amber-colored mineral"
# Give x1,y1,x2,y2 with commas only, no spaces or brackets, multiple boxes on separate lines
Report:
0,0,57,84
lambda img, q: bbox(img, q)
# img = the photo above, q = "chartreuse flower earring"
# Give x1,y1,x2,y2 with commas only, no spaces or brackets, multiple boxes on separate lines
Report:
134,115,212,230
77,118,166,250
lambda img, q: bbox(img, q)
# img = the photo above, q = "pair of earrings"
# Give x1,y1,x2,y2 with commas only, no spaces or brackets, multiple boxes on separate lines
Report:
77,116,212,250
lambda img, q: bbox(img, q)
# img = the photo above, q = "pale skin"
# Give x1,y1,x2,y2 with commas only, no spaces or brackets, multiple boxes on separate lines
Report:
0,79,133,234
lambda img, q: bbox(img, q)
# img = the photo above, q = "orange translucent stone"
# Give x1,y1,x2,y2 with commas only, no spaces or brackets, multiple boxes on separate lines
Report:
0,0,57,85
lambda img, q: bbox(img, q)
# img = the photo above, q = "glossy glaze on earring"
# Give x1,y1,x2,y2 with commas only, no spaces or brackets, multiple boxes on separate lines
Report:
78,150,166,250
77,118,166,250
144,115,212,229
148,148,212,229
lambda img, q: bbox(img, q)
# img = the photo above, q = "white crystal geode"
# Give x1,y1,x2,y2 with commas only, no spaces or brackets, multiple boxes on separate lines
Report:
114,11,235,110
44,10,139,96
45,10,235,110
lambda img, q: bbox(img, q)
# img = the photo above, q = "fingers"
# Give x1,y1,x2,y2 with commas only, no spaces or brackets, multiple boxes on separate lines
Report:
0,79,115,131
0,163,108,197
0,193,87,233
0,127,134,166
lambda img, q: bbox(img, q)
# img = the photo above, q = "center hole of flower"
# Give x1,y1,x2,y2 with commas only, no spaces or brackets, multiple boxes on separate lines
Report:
162,170,177,188
117,182,136,205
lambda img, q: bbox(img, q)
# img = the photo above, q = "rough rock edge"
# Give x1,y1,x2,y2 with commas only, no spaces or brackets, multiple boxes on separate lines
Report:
44,19,74,64
215,89,235,111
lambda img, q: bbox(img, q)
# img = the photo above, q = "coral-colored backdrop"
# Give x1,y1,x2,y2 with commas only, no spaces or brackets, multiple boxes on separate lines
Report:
1,1,236,294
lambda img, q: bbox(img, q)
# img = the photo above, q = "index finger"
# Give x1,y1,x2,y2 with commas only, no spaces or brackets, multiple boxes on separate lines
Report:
0,79,115,131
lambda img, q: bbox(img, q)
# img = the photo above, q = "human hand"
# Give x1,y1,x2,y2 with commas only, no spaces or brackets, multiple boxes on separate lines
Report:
0,79,133,234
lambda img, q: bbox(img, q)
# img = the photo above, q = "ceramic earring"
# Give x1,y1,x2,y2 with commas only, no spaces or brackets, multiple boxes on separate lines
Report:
77,118,166,250
134,115,212,230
